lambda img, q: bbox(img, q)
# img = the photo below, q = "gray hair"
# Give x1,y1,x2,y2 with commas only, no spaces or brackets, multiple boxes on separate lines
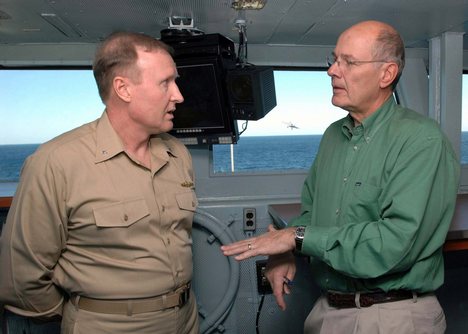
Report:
373,28,405,90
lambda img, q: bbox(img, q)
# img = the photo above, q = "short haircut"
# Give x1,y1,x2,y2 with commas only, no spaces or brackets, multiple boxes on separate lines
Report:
93,31,173,102
372,27,405,90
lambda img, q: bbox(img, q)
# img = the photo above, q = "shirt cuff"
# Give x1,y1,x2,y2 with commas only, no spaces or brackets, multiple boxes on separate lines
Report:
301,225,332,258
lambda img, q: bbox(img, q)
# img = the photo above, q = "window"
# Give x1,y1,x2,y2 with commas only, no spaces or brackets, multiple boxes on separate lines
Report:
461,73,468,164
0,69,103,185
212,70,346,173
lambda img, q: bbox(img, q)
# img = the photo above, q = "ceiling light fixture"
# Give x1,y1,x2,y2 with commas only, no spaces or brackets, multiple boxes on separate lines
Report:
40,13,83,37
231,0,267,10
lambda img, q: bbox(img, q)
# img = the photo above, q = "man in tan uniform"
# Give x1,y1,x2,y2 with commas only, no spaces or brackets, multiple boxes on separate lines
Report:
0,32,199,333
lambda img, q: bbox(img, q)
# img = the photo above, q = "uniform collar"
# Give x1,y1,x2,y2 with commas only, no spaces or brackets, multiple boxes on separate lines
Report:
95,111,125,163
148,135,178,173
94,111,177,164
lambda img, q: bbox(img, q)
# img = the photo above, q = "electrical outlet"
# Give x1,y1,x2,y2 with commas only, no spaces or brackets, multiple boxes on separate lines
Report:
256,260,272,294
243,208,256,231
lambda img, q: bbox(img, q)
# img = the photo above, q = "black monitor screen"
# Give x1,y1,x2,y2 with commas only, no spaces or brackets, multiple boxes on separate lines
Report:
170,56,238,145
174,63,224,129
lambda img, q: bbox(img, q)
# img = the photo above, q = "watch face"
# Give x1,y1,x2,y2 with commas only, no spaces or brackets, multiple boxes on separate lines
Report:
295,226,305,238
295,226,305,252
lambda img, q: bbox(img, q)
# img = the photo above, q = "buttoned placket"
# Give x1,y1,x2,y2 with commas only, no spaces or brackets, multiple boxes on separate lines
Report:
337,125,365,219
150,152,186,287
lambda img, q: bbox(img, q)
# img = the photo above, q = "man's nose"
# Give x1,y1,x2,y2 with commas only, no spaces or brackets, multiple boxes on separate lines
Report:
173,84,184,103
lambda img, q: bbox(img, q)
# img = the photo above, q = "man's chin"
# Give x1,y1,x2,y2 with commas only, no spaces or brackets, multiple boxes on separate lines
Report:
331,97,344,108
163,121,174,133
151,122,173,135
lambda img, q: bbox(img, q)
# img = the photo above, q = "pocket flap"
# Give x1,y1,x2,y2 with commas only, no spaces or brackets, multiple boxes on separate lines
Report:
176,191,198,211
94,198,150,227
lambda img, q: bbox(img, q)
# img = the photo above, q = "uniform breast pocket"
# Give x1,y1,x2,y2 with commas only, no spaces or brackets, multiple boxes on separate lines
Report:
176,191,198,212
93,198,150,228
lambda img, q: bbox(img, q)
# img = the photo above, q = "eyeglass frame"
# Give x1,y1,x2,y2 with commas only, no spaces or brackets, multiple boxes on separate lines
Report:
326,53,392,69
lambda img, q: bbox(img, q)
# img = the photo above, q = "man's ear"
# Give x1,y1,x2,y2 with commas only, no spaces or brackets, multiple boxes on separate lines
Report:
380,63,399,89
113,76,132,102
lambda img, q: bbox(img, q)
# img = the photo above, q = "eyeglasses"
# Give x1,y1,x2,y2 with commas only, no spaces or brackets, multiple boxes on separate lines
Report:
326,54,389,69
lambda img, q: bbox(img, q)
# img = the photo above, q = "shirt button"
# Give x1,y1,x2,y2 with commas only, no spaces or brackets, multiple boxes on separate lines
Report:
123,214,128,221
335,209,340,215
343,177,348,182
161,205,165,212
167,238,171,245
353,145,358,151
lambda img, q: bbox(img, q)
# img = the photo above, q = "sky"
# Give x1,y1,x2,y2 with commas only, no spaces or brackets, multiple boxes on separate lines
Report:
0,70,104,144
0,69,467,145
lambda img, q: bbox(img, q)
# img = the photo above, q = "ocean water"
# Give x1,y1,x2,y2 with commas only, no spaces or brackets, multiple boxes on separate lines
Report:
213,135,321,172
2,133,468,182
0,144,38,182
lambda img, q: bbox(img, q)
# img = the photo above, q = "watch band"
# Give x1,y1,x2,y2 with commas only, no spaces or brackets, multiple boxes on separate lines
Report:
294,226,306,252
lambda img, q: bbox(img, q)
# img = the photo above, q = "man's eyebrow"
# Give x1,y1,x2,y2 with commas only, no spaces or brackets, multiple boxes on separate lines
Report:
340,54,354,60
331,52,354,60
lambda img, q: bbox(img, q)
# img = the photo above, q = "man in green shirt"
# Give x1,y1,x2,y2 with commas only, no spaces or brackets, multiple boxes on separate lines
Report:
222,20,459,333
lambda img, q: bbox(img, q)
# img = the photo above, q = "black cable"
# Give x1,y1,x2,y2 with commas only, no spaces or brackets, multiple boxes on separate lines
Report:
255,294,266,334
237,30,243,63
238,120,248,136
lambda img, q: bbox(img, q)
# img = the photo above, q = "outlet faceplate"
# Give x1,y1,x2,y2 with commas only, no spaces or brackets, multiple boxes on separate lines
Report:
243,208,256,231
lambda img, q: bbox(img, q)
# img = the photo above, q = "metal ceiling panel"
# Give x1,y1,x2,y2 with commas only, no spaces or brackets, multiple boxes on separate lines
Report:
0,0,466,49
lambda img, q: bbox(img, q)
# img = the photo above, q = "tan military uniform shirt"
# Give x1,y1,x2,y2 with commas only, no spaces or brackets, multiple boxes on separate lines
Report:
0,112,197,318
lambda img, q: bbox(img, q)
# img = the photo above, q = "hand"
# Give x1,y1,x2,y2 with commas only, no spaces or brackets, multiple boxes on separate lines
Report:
220,225,296,261
266,252,296,311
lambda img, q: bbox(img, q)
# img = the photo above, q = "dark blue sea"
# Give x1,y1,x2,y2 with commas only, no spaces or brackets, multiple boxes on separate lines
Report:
0,144,39,183
1,133,468,182
212,135,321,172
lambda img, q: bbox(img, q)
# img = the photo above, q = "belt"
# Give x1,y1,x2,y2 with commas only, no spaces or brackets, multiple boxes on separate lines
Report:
70,284,190,315
327,290,414,308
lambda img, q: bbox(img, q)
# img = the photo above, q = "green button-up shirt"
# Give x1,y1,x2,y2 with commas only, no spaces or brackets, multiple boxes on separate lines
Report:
291,97,459,293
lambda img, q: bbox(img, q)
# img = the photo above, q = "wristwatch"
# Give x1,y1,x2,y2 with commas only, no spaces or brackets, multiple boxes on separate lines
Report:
294,226,306,252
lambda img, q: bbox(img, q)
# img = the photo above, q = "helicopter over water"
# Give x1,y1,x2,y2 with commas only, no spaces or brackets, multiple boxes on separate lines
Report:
283,121,299,130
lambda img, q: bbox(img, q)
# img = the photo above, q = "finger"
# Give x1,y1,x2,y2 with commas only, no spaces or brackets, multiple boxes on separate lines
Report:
234,243,258,260
222,242,259,259
221,240,253,255
234,252,255,261
221,237,255,250
270,274,288,310
272,285,287,311
282,276,293,295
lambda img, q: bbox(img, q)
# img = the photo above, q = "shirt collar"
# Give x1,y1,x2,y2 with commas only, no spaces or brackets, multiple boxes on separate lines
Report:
341,96,396,142
95,111,125,163
95,111,177,164
149,135,174,156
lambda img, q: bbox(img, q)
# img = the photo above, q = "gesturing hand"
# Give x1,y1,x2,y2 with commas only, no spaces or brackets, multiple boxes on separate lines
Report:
221,225,296,261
